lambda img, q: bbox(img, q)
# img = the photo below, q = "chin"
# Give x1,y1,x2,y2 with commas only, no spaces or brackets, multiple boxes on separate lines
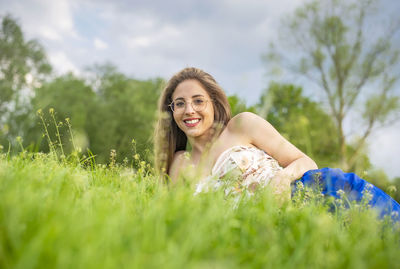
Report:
179,122,213,138
185,130,202,138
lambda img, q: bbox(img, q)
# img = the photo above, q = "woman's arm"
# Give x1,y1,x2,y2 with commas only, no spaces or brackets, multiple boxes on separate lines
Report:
228,112,318,182
168,150,187,183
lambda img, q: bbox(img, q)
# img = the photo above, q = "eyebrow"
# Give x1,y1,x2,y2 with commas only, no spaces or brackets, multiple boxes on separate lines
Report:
174,94,204,101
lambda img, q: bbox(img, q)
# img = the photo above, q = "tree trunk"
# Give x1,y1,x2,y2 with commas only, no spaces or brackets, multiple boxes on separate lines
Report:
337,115,348,171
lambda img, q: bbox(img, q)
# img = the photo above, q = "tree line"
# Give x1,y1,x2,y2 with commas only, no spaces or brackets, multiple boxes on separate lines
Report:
1,0,400,200
0,15,338,169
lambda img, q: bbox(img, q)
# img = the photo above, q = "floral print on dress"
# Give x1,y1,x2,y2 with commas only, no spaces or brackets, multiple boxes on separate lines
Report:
195,145,283,197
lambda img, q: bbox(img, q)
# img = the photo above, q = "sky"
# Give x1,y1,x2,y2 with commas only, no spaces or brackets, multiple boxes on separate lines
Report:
1,0,400,178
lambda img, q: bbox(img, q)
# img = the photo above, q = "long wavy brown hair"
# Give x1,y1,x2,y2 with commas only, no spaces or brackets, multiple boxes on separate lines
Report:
154,67,231,175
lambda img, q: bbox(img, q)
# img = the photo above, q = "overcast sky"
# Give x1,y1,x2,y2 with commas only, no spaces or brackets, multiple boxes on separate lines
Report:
1,0,399,178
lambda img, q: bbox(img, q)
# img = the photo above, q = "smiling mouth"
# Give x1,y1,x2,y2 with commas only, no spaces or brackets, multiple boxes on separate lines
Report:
183,118,201,127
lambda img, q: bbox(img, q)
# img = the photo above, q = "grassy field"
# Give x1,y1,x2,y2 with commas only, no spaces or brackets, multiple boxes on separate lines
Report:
1,152,400,269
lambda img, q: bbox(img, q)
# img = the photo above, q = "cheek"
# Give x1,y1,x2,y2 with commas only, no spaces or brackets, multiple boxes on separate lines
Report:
204,107,215,125
171,113,180,127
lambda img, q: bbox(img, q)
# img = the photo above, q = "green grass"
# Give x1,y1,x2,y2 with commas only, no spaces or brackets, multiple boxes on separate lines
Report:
1,153,400,269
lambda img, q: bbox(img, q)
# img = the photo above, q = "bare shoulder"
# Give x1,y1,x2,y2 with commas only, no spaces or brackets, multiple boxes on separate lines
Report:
168,150,189,181
227,112,271,134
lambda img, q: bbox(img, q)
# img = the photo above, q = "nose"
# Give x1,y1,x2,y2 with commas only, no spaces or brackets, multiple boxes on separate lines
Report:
184,102,195,114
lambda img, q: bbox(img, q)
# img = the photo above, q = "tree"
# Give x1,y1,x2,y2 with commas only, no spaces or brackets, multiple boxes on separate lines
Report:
31,73,96,154
0,14,51,146
29,64,164,165
265,0,400,171
257,83,348,169
85,64,163,164
392,177,400,203
228,95,256,117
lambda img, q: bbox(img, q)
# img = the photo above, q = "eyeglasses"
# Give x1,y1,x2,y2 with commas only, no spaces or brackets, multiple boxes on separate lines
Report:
169,97,211,113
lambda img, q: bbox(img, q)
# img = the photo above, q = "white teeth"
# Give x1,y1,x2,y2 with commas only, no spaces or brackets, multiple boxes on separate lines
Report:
185,119,200,124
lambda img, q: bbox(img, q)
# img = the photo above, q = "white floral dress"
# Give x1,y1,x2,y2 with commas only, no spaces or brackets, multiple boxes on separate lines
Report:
194,145,283,197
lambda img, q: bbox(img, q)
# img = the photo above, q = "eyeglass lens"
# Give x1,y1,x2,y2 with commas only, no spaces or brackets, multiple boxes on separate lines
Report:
171,98,207,112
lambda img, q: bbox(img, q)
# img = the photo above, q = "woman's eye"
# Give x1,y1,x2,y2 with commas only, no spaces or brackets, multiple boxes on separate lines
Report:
194,99,205,105
175,101,185,108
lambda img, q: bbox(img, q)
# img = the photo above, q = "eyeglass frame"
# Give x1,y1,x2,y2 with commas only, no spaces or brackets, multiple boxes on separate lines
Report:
168,98,212,113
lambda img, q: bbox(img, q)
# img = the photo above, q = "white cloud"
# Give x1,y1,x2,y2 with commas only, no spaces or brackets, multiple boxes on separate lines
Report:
94,38,108,50
38,0,77,38
0,0,78,42
126,36,152,48
3,0,399,177
48,51,79,75
37,25,62,41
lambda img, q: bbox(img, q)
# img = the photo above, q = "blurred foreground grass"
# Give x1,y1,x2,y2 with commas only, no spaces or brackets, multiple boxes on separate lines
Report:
1,153,400,269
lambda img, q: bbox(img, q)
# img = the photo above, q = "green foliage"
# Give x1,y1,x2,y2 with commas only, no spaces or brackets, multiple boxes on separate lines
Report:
363,93,400,123
266,0,400,170
364,168,390,191
0,13,396,192
27,66,163,166
257,83,340,168
228,95,256,117
0,16,163,166
391,177,400,204
84,64,163,164
30,74,95,154
0,153,399,268
0,14,51,143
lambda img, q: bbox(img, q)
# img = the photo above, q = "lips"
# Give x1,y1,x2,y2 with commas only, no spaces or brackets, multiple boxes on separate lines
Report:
183,118,201,127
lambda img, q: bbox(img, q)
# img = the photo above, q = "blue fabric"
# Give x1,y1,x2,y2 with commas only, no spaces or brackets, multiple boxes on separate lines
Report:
292,168,400,222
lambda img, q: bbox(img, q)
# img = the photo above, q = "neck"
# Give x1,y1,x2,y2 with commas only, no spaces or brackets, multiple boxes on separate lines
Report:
187,128,216,163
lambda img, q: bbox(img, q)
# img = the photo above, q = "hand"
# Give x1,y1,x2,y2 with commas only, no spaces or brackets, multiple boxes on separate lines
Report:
268,171,292,206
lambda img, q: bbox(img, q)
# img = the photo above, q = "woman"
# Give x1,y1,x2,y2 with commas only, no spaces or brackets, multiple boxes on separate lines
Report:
154,67,400,220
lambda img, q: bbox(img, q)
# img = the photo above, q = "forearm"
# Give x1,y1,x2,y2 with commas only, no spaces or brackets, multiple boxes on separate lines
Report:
280,155,318,182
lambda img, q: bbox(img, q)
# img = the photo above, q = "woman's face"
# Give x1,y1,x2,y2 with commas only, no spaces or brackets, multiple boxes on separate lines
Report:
171,79,215,139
